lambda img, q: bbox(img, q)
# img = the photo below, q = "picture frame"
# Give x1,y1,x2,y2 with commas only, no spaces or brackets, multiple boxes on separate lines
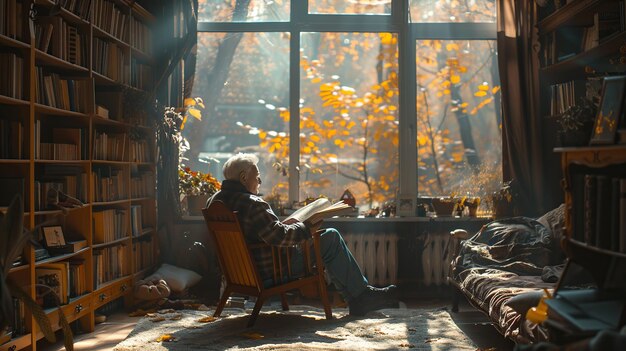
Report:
589,76,626,145
42,226,66,247
396,194,416,217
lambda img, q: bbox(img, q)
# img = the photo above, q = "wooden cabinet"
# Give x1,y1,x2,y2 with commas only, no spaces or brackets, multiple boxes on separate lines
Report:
0,0,159,349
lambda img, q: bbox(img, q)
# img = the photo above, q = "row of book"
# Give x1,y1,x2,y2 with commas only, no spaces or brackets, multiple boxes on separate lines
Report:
34,69,92,113
129,16,152,54
130,204,143,237
34,174,88,211
92,166,128,202
35,260,88,308
93,245,128,288
92,208,127,244
129,139,152,163
0,0,25,40
35,16,88,67
34,124,88,160
92,38,130,84
571,172,626,253
0,52,24,99
541,2,626,67
92,0,129,42
93,131,126,161
133,237,154,272
130,171,155,198
130,59,153,91
58,0,93,21
0,119,23,159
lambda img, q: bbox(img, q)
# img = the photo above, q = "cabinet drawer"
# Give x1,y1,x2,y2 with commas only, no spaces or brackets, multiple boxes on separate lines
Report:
93,287,113,308
61,298,91,322
0,334,31,351
109,280,132,299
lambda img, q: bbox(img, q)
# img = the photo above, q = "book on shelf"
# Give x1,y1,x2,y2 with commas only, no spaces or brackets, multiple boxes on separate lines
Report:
46,239,88,256
96,104,109,119
284,198,353,224
36,262,69,306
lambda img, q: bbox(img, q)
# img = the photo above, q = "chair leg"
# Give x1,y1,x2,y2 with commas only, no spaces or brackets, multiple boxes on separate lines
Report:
280,293,289,311
214,287,231,317
247,296,266,328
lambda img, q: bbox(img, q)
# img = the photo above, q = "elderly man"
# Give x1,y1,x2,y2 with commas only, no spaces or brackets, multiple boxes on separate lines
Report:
206,153,398,316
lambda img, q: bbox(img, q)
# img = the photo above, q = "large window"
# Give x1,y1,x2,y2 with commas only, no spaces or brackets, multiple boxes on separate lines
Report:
189,0,499,211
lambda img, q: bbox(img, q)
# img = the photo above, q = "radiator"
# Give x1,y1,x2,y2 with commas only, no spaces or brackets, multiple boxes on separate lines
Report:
342,232,399,286
421,231,455,286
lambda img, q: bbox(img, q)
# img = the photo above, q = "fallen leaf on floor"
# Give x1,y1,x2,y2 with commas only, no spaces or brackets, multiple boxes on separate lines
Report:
197,304,210,311
156,334,176,342
241,332,264,340
146,313,158,318
129,309,148,317
408,327,417,332
197,316,217,323
424,338,439,343
150,316,166,322
159,309,176,314
399,343,415,348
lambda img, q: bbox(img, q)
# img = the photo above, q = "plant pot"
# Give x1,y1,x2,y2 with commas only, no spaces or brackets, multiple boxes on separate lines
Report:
186,194,210,216
557,129,592,147
431,197,458,217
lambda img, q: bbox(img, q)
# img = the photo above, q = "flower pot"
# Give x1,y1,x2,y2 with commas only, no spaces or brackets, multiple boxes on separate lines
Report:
431,197,458,217
186,194,210,216
557,129,591,147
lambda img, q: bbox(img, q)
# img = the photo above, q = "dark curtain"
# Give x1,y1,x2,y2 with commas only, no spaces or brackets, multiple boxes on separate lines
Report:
496,0,557,217
183,0,199,100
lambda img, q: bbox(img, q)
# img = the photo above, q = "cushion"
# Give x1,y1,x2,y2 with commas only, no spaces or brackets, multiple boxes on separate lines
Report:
147,263,202,293
134,279,171,301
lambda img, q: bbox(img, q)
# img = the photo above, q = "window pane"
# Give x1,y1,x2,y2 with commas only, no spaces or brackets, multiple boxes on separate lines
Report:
410,0,495,23
186,32,290,203
309,0,391,15
299,32,399,211
198,0,290,22
416,40,501,203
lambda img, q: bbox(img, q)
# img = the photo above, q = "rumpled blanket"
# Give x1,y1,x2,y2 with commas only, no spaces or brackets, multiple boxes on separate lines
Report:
454,216,560,278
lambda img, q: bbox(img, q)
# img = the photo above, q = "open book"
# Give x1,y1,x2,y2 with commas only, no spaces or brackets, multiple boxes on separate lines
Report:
285,198,353,224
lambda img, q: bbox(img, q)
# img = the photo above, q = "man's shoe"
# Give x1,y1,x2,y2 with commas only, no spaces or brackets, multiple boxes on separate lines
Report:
349,285,399,316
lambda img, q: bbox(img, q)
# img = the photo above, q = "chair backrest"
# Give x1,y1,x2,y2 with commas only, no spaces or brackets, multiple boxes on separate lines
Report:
202,200,262,290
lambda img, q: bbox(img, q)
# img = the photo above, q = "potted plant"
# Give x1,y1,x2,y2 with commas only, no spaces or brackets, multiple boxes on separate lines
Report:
178,166,221,216
554,96,597,147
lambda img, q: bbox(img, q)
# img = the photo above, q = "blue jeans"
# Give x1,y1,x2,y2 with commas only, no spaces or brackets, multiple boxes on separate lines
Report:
263,228,368,302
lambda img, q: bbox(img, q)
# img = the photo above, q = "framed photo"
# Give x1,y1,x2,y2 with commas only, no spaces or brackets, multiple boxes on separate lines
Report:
42,226,66,247
590,76,626,145
397,194,416,217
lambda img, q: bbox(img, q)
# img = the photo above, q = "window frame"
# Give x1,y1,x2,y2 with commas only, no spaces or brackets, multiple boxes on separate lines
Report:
196,0,497,205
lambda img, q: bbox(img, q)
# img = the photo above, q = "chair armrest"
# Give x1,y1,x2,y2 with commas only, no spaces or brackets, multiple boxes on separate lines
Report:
450,229,470,240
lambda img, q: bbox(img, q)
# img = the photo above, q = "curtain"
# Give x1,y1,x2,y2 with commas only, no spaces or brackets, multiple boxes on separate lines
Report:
183,0,199,100
496,0,559,216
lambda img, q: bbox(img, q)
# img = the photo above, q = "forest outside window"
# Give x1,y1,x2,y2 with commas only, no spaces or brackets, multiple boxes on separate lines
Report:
188,0,499,213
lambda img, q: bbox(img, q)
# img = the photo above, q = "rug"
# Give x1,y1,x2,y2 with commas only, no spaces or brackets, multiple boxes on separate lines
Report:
114,305,476,351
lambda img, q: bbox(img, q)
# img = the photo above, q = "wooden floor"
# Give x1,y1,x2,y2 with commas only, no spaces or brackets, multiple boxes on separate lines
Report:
38,297,514,351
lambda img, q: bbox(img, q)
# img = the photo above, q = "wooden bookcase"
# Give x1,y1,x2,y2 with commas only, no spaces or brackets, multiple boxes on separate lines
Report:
0,1,158,350
538,0,626,338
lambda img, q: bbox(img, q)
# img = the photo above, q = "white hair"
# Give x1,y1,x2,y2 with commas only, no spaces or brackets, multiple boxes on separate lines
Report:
222,153,259,180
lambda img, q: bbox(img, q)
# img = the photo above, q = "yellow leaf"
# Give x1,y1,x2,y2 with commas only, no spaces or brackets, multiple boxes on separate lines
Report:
474,91,487,97
259,131,267,139
311,77,322,83
156,334,176,342
492,86,501,94
446,43,459,51
189,108,202,121
197,316,217,323
310,134,320,142
320,83,334,91
478,84,489,91
450,75,461,84
184,98,196,106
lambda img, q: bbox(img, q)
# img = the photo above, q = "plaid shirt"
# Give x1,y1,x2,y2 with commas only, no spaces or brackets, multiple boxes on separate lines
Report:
208,180,310,282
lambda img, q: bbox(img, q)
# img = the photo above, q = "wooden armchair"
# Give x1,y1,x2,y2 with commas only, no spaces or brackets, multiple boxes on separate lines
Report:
202,200,332,327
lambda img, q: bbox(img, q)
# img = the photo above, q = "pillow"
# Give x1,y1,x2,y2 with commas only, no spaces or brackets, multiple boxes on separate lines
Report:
536,204,565,241
147,263,202,293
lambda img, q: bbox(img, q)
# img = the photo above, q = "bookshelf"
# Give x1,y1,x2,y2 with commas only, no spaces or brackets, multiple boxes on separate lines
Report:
539,0,626,338
0,0,159,350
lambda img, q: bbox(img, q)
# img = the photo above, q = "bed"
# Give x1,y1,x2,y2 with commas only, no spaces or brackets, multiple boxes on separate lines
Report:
448,205,566,343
